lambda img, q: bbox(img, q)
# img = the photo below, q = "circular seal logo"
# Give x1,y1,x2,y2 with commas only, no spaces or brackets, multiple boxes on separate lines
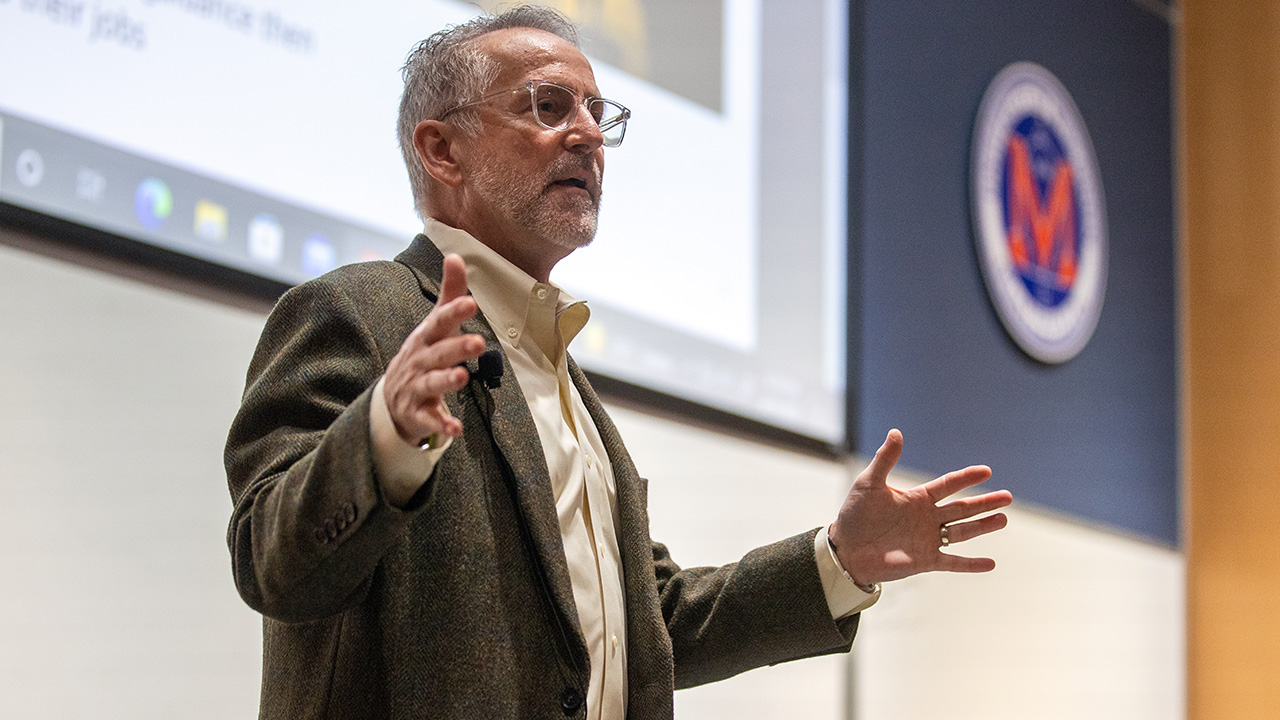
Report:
970,62,1107,364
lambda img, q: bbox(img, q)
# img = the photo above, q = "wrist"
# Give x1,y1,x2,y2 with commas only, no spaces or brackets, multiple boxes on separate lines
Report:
826,524,878,594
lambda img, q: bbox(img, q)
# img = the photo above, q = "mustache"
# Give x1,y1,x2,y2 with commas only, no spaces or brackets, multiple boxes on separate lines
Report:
545,156,603,198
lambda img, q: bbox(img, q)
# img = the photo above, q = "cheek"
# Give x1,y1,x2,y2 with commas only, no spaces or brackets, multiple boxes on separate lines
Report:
471,125,538,166
476,148,535,185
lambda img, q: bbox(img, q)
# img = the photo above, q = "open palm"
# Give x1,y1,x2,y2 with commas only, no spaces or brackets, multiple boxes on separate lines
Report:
830,429,1013,586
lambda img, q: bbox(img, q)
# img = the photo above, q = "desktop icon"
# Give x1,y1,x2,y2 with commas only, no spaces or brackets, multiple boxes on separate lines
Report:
76,167,106,202
15,149,44,188
247,213,284,265
301,233,337,276
194,199,229,242
134,178,173,230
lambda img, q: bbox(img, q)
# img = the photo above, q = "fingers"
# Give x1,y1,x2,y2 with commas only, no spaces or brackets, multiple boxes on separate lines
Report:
937,489,1013,525
438,253,469,305
931,511,1008,574
383,256,486,444
410,293,479,348
407,360,472,400
397,263,482,368
384,363,470,441
923,464,994,503
401,333,485,376
403,253,475,351
402,375,468,435
386,358,476,439
941,512,1008,545
858,428,904,486
935,554,998,573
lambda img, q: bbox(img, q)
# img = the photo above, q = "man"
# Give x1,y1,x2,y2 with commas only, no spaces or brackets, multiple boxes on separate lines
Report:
225,7,1012,719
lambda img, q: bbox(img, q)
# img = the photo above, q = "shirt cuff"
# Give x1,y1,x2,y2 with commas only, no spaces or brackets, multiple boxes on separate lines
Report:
814,525,881,619
370,376,451,507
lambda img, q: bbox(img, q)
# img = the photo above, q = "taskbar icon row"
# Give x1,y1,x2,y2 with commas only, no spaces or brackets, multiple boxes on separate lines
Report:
0,110,405,286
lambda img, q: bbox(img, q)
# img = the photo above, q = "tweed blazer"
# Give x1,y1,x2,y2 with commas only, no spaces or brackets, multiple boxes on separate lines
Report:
225,235,859,719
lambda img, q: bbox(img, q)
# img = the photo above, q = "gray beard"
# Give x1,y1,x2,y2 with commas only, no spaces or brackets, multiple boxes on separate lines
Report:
471,154,602,254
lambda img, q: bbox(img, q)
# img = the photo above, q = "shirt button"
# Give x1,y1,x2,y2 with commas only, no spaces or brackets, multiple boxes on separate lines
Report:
597,541,605,556
507,327,518,338
536,287,548,300
611,634,619,655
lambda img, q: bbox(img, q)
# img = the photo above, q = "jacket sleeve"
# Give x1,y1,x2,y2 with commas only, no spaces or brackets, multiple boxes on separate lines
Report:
224,271,435,623
652,528,860,689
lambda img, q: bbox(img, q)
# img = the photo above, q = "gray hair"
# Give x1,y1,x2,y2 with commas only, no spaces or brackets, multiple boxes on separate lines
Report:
397,6,581,218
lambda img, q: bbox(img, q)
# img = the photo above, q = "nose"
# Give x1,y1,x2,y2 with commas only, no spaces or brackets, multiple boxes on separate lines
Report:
562,102,604,154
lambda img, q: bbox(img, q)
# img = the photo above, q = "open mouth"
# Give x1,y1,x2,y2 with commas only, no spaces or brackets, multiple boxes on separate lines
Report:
552,178,589,190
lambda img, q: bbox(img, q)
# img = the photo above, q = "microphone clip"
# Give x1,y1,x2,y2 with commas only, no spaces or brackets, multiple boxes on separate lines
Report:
463,349,504,389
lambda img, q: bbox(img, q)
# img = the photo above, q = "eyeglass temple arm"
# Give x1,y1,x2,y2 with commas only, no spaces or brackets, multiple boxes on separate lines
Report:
598,109,631,133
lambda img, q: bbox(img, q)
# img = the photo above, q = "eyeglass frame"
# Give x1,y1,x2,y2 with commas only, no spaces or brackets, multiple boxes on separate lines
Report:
437,79,631,147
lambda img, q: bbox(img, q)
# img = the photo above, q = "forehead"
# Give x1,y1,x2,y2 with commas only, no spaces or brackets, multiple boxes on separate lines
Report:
474,27,599,95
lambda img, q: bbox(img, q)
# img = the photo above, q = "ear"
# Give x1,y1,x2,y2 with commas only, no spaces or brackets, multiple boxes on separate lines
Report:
413,119,464,188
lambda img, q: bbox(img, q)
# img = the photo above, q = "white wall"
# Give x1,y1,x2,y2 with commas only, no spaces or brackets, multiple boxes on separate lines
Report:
0,231,264,719
0,230,1183,719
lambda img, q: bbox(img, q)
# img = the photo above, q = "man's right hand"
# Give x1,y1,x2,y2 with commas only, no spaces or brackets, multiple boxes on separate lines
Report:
383,253,485,445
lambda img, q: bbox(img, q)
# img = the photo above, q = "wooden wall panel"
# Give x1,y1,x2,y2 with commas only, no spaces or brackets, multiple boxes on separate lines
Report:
1184,1,1280,716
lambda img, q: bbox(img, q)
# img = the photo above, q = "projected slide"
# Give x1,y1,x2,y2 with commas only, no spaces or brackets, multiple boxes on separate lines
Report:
0,0,848,444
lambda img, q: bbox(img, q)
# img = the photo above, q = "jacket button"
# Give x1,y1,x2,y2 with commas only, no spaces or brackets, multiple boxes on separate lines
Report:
323,518,338,540
343,502,357,523
559,687,583,715
314,528,328,544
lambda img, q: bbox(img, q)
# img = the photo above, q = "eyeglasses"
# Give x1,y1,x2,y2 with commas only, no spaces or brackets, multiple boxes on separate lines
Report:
439,80,631,147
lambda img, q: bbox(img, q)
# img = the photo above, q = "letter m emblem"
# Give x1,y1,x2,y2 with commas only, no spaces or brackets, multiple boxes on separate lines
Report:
1004,134,1078,298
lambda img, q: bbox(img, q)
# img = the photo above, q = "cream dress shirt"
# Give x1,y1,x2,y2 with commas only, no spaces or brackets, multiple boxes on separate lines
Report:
366,219,879,720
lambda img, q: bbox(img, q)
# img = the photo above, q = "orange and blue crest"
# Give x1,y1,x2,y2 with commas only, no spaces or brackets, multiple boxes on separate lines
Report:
1001,115,1081,309
971,61,1107,364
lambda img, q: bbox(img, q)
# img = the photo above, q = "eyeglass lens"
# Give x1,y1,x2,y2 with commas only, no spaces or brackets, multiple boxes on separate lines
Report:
532,84,628,146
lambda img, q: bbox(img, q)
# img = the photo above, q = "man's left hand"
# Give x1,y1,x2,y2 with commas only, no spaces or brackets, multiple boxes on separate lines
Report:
829,429,1013,587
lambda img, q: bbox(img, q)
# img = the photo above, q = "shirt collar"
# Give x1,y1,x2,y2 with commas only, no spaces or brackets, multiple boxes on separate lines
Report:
424,218,590,352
